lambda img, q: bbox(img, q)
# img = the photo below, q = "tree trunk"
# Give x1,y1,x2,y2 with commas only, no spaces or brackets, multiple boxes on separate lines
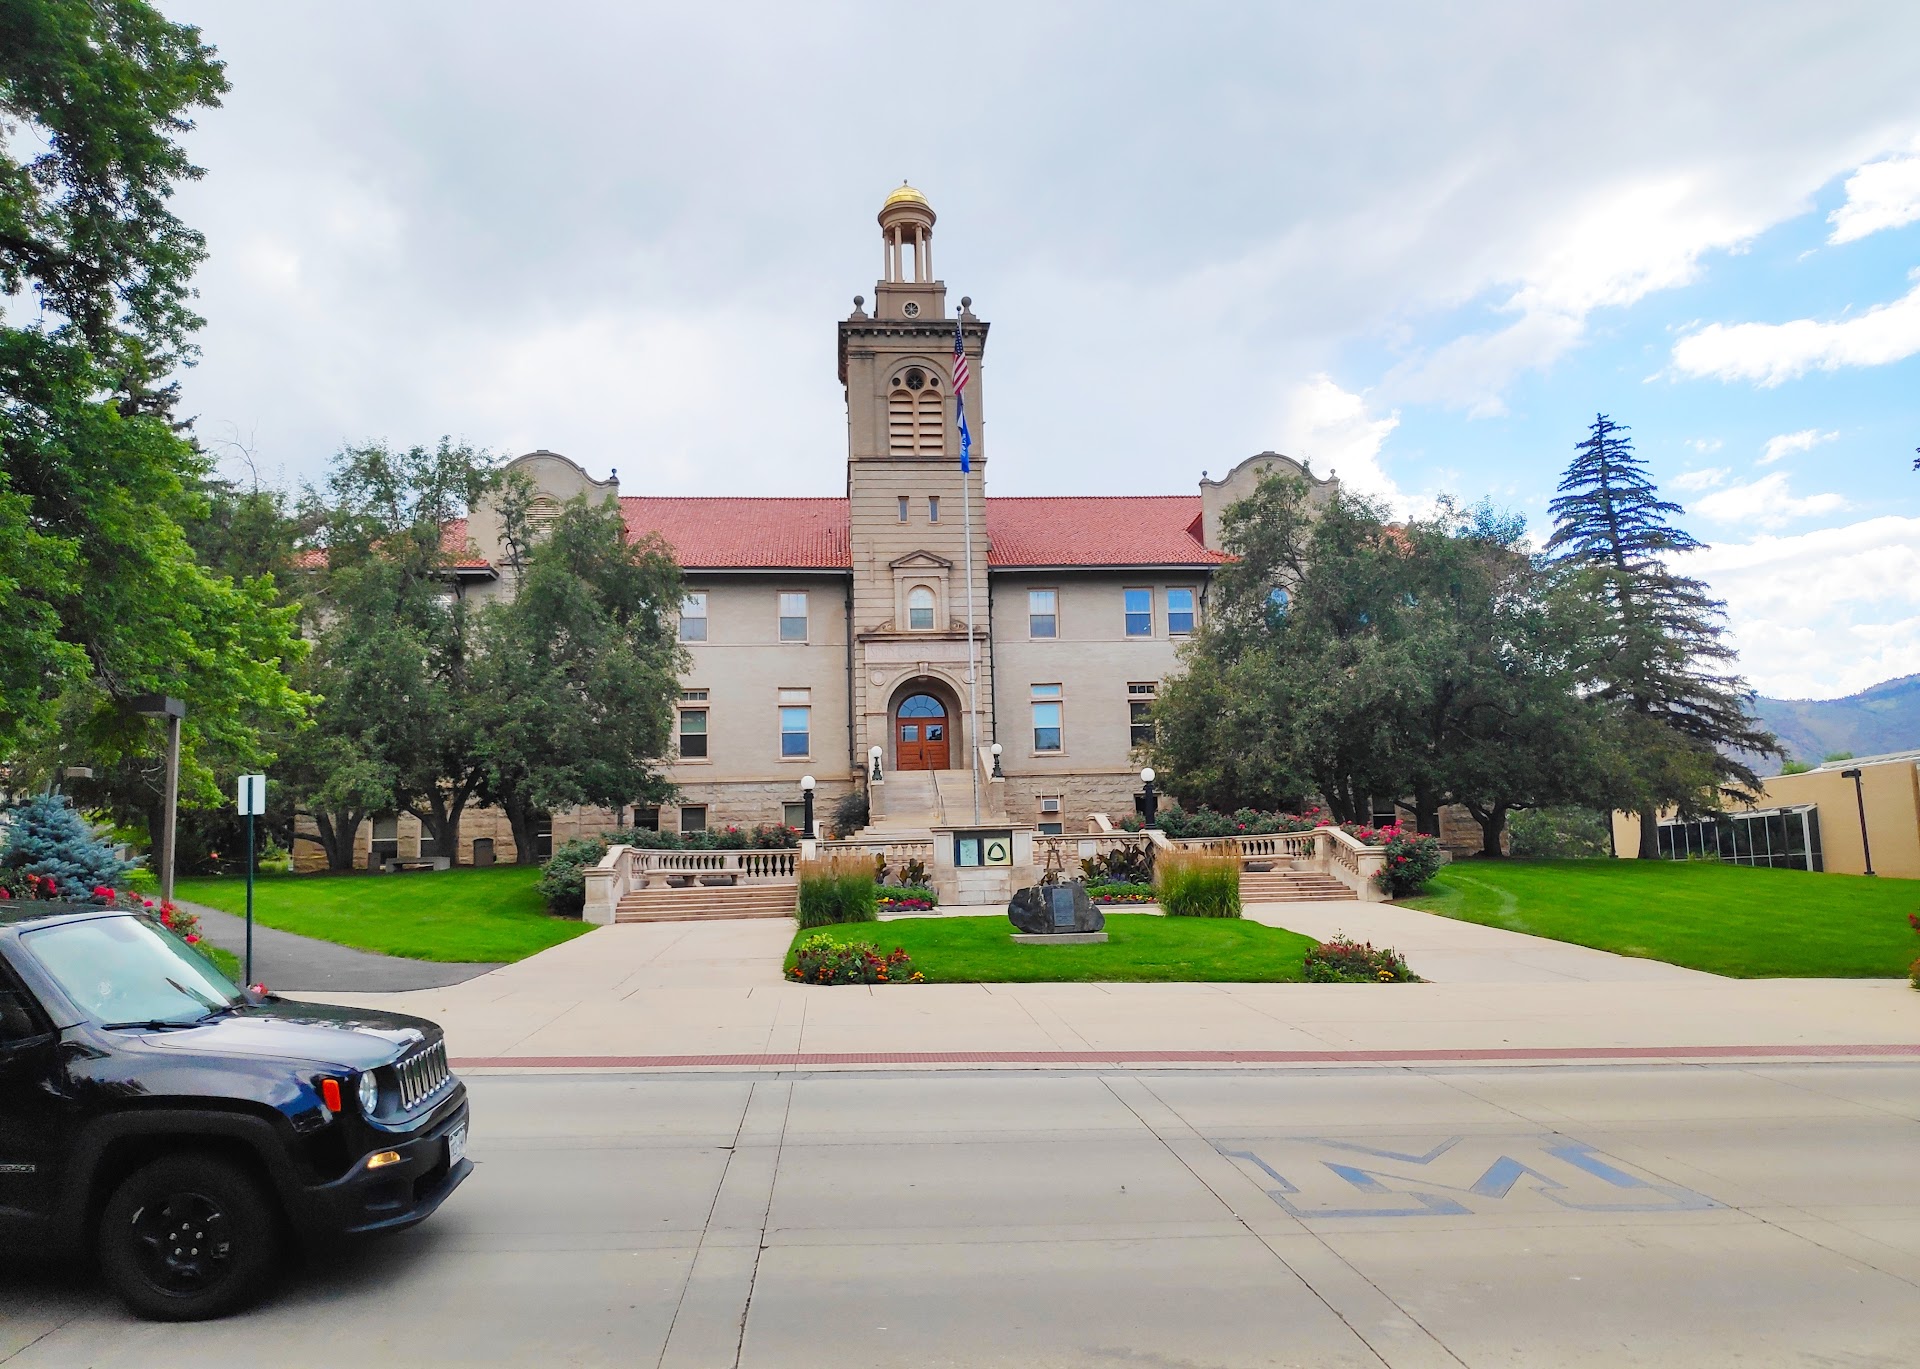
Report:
299,808,366,872
407,788,471,867
1636,802,1661,859
502,795,543,865
1476,803,1509,858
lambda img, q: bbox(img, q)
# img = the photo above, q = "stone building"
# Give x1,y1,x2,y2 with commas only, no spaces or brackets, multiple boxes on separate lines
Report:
299,187,1343,869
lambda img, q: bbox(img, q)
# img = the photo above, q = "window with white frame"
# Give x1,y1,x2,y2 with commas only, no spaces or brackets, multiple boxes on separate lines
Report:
677,690,709,759
1124,587,1153,637
928,495,940,523
679,592,708,642
1167,587,1196,635
1031,683,1063,753
679,805,707,834
778,688,811,758
1128,681,1157,747
778,591,808,642
1028,588,1057,639
898,495,909,522
907,585,935,631
782,801,808,831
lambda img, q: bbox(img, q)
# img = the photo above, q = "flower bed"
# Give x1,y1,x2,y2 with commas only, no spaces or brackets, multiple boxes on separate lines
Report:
1086,882,1155,905
876,884,939,913
0,874,205,948
786,933,923,985
1304,935,1414,983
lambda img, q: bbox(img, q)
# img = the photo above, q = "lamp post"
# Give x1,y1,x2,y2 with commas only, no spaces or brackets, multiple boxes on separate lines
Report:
1840,768,1875,876
130,695,186,908
800,774,816,841
1140,767,1158,829
990,742,1002,778
868,745,883,784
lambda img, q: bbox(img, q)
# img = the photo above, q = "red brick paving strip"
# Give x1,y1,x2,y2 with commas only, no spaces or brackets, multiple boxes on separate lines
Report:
453,1043,1920,1069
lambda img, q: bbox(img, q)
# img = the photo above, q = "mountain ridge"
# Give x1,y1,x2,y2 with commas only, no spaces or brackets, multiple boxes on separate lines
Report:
1751,674,1920,772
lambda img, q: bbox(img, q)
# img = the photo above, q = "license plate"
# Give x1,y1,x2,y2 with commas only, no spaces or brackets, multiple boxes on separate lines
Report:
447,1122,467,1167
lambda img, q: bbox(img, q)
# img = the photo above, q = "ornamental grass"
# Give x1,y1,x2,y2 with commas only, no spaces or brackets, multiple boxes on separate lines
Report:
796,853,878,928
1155,848,1242,919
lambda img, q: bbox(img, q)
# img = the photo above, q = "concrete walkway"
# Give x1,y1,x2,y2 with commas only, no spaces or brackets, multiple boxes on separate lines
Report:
310,902,1920,1066
178,900,503,993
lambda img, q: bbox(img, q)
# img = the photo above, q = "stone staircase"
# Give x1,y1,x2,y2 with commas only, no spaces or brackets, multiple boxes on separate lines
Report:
1240,869,1356,902
873,770,939,829
615,884,797,923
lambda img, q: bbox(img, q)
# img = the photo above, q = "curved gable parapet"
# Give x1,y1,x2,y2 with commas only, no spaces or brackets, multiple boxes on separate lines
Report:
466,449,621,573
1198,450,1339,552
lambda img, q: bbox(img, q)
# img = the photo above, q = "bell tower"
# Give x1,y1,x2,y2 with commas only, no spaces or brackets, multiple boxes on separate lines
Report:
837,186,994,784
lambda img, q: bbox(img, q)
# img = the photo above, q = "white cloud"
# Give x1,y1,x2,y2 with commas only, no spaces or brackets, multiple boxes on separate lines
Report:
1691,471,1848,529
1670,270,1920,385
1271,375,1418,513
1758,428,1838,465
1671,466,1730,492
1683,516,1920,697
1826,136,1920,244
1686,437,1723,454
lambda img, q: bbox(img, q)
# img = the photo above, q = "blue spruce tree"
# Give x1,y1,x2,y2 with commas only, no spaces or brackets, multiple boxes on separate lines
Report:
2,794,130,900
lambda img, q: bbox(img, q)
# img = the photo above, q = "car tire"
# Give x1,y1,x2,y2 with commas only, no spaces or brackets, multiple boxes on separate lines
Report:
98,1153,282,1321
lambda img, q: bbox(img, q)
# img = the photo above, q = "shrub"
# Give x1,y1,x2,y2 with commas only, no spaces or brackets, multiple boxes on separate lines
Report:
786,933,921,985
1120,805,1328,838
1080,844,1153,885
1909,912,1919,993
1,795,128,899
1509,806,1612,858
1087,881,1154,904
832,790,870,837
537,837,609,916
876,884,938,912
1156,848,1241,918
797,854,877,928
1373,826,1445,898
1304,936,1413,983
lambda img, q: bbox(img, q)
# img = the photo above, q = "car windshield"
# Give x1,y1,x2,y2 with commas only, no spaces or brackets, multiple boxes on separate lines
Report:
21,914,244,1027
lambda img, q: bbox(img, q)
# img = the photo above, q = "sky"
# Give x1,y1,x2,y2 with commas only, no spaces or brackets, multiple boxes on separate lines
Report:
158,1,1920,702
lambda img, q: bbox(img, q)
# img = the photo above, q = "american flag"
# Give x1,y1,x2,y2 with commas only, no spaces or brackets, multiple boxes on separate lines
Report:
952,321,970,394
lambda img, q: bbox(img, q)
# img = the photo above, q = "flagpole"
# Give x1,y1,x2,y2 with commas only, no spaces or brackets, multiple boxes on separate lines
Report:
958,326,981,827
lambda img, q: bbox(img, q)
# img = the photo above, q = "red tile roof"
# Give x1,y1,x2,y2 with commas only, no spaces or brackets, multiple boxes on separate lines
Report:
291,518,492,572
614,494,1221,570
620,497,852,569
984,496,1226,568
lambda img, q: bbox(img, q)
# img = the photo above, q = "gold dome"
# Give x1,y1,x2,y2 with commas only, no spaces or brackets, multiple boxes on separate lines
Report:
883,183,928,210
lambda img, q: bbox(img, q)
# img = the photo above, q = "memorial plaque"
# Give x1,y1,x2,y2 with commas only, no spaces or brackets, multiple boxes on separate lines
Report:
1048,885,1077,928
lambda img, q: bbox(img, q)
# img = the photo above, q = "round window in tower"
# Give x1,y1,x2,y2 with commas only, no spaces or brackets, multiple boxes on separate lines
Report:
902,301,920,317
905,368,925,390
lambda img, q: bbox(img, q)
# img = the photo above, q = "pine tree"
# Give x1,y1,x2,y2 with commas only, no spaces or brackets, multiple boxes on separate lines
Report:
1545,414,1777,857
2,794,129,899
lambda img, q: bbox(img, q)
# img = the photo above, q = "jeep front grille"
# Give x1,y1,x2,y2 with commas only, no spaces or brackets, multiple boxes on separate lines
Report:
395,1040,450,1111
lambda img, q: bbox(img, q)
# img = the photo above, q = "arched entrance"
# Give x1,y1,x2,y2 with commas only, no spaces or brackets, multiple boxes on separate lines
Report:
895,693,950,771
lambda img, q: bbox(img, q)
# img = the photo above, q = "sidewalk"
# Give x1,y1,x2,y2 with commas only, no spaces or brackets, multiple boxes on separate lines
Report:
311,902,1920,1068
180,899,503,992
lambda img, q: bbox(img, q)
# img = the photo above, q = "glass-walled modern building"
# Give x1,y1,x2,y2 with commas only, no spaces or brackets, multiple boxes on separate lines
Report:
1655,805,1823,872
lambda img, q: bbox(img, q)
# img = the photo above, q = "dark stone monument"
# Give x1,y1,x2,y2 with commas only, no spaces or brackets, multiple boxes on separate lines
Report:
1007,880,1105,936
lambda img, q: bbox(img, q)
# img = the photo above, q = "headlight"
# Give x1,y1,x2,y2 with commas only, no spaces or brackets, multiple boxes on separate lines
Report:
357,1070,381,1116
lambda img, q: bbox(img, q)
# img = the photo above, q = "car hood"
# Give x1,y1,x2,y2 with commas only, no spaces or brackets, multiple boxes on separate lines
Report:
137,999,441,1072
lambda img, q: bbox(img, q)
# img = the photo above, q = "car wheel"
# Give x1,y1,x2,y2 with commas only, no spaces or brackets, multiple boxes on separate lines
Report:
98,1153,282,1321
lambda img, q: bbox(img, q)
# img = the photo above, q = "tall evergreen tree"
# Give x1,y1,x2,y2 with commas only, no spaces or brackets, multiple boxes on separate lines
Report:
1545,414,1776,856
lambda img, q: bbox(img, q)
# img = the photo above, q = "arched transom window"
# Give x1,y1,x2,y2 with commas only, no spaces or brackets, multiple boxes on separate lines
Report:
887,367,945,456
907,585,935,630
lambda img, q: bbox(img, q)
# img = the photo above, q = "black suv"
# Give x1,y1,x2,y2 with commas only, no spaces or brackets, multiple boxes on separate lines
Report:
0,902,471,1320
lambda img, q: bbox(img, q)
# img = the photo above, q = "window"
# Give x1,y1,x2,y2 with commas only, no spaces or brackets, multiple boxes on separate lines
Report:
678,706,708,759
680,592,708,642
1031,683,1063,753
779,591,808,642
1037,821,1064,836
779,688,811,757
679,805,707,834
782,801,808,831
907,586,935,631
898,495,910,522
1128,682,1157,747
928,495,940,522
1028,589,1057,639
1124,588,1153,637
1167,587,1196,635
887,368,945,455
1038,795,1064,837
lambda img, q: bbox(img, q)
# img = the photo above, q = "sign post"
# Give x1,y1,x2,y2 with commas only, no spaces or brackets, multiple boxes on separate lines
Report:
237,775,267,986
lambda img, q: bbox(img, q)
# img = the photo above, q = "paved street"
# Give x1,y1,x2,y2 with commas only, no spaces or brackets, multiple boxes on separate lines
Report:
6,1063,1917,1367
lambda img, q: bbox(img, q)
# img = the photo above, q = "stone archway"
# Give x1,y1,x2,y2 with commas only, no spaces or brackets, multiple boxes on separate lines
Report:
887,675,966,771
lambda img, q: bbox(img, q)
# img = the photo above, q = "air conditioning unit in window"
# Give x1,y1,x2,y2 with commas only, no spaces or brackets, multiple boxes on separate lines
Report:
1040,798,1062,814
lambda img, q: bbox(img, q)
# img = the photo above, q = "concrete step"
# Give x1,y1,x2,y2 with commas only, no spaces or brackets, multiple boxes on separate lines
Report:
1239,871,1357,902
616,885,797,923
875,771,936,822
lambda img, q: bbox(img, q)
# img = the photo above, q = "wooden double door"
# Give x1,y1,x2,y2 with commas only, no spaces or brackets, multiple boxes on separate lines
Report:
895,694,950,770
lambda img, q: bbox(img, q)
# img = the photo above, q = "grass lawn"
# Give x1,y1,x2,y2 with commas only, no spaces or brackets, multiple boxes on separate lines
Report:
787,913,1320,984
174,866,591,963
1403,858,1918,978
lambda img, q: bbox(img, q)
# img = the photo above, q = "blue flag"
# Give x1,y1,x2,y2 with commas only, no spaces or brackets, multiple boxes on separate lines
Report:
957,393,971,472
